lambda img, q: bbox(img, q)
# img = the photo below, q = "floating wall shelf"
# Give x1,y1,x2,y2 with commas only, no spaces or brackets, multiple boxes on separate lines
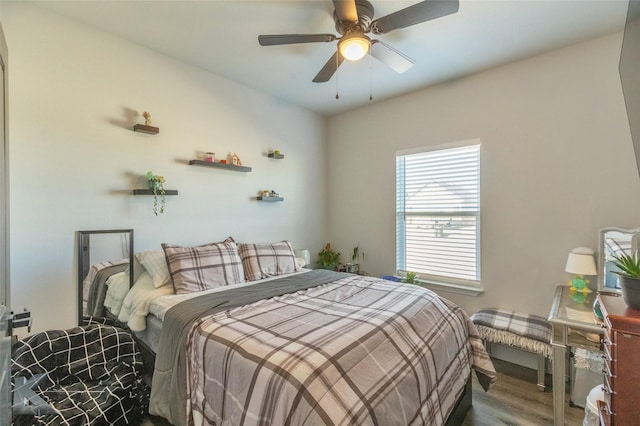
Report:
268,153,284,159
133,124,159,135
132,189,178,195
256,196,284,202
188,160,252,172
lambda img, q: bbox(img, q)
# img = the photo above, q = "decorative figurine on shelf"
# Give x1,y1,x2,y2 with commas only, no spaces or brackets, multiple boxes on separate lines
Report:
146,171,166,216
269,190,279,197
229,152,241,166
133,111,158,134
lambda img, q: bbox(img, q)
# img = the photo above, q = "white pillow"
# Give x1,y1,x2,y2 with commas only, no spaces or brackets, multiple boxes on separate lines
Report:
135,251,170,288
118,270,173,332
104,271,131,316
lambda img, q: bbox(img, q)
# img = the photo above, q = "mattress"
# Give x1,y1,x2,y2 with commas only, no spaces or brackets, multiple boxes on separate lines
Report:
133,314,163,354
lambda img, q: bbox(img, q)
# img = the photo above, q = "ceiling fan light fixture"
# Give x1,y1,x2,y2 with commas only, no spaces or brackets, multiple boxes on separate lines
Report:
338,33,370,61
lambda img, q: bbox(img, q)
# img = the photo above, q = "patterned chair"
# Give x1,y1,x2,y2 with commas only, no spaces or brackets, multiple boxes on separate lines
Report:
11,322,148,425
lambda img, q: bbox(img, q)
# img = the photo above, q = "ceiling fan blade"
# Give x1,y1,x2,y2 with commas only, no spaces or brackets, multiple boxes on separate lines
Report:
370,40,415,74
258,34,336,46
371,0,459,34
332,0,358,23
312,51,345,83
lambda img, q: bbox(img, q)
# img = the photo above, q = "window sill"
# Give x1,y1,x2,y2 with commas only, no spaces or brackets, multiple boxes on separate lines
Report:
414,279,484,297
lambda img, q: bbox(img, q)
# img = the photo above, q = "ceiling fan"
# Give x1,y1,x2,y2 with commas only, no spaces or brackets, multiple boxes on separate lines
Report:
258,0,459,83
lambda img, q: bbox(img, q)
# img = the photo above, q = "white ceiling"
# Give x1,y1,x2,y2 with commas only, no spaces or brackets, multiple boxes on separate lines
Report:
31,0,629,116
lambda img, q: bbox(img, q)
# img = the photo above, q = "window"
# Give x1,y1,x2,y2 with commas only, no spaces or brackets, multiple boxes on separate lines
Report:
396,141,482,294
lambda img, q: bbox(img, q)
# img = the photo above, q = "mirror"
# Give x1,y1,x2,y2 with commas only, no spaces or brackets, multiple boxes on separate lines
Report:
77,229,133,324
619,0,640,181
598,226,640,292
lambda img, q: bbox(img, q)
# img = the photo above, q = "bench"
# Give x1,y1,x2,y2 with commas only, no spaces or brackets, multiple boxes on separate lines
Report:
470,308,552,391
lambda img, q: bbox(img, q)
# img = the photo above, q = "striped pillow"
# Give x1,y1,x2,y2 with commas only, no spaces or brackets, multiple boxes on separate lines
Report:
162,240,244,294
239,241,300,282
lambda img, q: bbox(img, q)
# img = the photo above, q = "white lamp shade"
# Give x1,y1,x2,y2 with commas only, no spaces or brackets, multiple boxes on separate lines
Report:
565,247,597,275
294,249,311,266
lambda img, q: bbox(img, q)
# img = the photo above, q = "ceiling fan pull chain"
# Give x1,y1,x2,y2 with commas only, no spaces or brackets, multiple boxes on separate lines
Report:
335,52,340,99
369,52,373,101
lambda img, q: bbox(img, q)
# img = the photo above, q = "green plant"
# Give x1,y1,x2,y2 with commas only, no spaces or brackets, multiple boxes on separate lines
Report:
403,271,417,284
612,253,640,278
350,246,364,264
146,171,166,216
317,243,341,270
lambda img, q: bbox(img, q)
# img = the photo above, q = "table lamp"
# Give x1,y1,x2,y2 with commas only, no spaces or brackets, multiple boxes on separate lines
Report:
565,247,597,294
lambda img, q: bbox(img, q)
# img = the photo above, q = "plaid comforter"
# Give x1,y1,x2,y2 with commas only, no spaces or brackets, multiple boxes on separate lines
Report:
184,274,495,425
11,323,148,425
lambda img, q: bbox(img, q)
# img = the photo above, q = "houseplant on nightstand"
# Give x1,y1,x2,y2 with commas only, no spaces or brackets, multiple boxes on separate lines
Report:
317,243,341,271
345,246,363,274
611,253,640,309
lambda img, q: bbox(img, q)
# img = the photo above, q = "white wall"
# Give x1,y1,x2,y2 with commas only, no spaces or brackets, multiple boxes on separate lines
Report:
2,3,327,333
327,32,640,318
4,2,639,335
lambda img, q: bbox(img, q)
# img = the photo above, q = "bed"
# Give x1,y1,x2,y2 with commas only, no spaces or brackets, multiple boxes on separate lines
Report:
79,234,496,426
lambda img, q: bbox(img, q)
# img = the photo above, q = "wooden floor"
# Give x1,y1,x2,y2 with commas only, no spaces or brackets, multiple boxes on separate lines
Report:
462,359,584,425
141,359,586,425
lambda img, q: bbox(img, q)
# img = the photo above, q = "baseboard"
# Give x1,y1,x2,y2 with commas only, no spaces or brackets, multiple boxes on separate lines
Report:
487,343,548,372
492,358,551,389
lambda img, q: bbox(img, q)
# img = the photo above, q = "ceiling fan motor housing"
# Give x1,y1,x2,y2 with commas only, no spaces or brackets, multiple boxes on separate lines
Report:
334,0,374,34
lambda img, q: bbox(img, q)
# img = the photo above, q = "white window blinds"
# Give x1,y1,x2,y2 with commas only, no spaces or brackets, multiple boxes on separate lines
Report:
396,143,480,286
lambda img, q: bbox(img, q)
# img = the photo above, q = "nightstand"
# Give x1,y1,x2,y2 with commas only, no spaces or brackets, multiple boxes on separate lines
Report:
548,285,603,426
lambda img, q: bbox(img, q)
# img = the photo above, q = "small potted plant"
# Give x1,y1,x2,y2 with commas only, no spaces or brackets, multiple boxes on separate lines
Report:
146,171,166,216
317,243,341,271
403,271,417,284
611,253,640,309
345,246,364,274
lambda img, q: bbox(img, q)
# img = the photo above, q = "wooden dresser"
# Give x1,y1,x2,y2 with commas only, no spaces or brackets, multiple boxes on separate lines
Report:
597,293,640,426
